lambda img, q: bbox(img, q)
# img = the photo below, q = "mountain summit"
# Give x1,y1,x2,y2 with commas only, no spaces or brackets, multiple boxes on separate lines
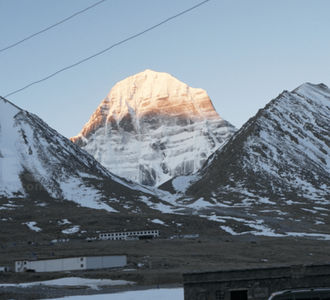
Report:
71,70,235,186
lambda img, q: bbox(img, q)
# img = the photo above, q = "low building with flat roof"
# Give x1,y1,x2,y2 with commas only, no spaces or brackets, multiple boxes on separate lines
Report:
15,255,127,273
99,229,159,241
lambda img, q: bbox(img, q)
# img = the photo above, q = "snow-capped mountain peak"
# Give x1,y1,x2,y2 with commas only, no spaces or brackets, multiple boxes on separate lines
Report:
103,69,220,120
71,70,236,186
293,82,330,106
72,69,221,140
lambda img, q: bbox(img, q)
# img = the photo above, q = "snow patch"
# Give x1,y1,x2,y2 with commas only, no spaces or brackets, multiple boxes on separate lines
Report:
47,287,183,300
58,219,71,225
62,226,80,234
24,221,41,232
0,277,134,290
60,178,118,213
172,175,198,193
286,232,330,240
151,219,165,225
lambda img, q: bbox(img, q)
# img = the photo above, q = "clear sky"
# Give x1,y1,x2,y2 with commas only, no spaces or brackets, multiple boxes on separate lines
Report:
1,0,330,138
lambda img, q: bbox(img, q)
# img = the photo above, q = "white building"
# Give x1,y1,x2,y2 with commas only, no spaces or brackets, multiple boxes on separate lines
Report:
99,230,159,241
15,255,126,273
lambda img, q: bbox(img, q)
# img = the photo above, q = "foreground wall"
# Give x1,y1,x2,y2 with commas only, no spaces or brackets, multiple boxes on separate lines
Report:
183,264,330,300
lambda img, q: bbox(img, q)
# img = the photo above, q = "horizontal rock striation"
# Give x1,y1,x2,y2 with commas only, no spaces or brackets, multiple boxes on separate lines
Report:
72,69,235,186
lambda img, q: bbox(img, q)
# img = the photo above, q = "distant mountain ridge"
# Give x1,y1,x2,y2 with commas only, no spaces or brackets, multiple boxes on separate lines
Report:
71,69,236,186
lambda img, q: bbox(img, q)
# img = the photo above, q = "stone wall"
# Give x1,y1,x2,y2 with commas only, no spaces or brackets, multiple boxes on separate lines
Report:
183,264,330,300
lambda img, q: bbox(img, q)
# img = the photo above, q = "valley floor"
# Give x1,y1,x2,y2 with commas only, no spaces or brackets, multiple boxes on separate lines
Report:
1,236,330,299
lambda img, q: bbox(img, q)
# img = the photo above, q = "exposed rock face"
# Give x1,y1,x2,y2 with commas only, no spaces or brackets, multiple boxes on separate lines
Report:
187,83,330,202
71,69,236,186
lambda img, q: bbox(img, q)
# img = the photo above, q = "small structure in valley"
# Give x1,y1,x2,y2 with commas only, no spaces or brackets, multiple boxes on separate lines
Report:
99,230,159,241
15,255,127,273
183,263,330,300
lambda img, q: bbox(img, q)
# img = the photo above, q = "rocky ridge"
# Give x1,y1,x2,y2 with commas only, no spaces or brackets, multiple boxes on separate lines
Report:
161,83,330,238
188,83,330,201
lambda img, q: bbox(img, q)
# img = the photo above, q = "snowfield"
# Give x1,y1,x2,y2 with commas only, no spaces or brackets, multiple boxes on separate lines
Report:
0,277,134,290
46,288,183,300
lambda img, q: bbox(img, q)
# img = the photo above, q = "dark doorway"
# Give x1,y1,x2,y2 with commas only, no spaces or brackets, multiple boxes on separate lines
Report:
231,290,248,300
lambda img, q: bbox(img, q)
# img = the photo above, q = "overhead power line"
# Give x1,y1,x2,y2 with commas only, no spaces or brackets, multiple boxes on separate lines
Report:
0,0,108,53
4,0,211,98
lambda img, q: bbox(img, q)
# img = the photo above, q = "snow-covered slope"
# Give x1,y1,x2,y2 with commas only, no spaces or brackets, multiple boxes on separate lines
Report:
0,96,155,212
188,83,330,201
160,83,330,237
71,69,235,186
1,96,232,242
0,96,242,242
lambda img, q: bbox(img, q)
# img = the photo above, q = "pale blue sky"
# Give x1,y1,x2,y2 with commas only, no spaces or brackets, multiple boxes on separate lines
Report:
1,0,329,138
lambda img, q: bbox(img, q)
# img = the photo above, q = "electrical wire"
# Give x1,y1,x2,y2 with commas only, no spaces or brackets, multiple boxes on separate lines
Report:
0,0,108,53
4,0,211,98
